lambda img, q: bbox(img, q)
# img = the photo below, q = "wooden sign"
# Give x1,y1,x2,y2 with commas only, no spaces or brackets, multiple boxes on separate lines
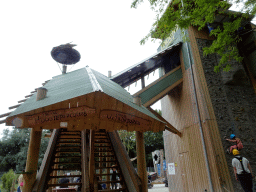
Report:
100,110,152,127
26,106,96,126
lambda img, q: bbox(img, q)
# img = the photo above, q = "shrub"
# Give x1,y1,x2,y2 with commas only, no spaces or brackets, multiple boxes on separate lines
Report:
0,169,18,191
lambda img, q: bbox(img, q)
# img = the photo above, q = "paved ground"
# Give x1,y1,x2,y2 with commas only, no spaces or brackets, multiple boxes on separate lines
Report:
148,184,169,192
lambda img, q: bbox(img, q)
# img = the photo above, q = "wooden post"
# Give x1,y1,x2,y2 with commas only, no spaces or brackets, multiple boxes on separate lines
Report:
89,129,95,192
160,149,164,177
136,131,148,192
82,129,90,192
23,129,42,192
106,151,110,190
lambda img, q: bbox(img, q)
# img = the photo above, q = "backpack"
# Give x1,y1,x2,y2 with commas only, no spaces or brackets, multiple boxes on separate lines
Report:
235,157,248,174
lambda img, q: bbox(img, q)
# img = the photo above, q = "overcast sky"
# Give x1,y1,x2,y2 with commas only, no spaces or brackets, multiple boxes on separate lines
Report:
0,1,163,134
0,1,255,135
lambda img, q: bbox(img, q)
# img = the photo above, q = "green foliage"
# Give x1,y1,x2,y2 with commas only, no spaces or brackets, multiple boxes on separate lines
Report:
0,128,50,172
132,0,256,71
0,169,18,191
118,130,136,156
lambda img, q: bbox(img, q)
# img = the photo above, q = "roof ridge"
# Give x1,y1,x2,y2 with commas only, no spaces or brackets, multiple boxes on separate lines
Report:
85,66,103,92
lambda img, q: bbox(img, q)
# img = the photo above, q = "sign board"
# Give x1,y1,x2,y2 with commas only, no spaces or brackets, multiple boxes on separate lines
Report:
26,106,96,126
100,110,152,127
168,163,175,175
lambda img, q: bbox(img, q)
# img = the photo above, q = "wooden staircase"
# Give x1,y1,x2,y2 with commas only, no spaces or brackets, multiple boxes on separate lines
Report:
45,129,82,191
94,129,127,192
33,129,141,192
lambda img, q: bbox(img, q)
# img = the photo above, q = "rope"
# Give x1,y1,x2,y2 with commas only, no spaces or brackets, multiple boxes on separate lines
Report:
56,62,62,73
67,64,75,72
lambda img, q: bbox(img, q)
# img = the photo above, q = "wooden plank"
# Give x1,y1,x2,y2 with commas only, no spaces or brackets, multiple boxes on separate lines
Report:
81,129,90,192
0,112,11,118
89,129,95,191
147,106,181,136
18,99,28,103
9,104,21,110
32,129,60,192
108,131,142,192
25,94,33,98
134,66,181,96
143,79,183,107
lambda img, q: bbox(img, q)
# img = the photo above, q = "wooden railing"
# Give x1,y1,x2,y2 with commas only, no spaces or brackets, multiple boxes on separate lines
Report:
108,131,142,192
32,129,60,192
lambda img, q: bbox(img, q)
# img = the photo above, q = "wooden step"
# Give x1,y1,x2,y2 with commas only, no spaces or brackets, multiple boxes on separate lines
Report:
95,173,121,176
55,155,81,158
51,167,81,171
94,150,113,153
58,137,81,140
94,146,111,148
49,174,81,178
55,146,80,149
95,155,115,157
95,160,116,163
53,162,81,165
47,183,82,187
98,188,126,192
96,166,117,169
60,131,81,133
55,151,81,154
56,144,81,147
55,149,81,152
98,180,123,184
57,141,81,143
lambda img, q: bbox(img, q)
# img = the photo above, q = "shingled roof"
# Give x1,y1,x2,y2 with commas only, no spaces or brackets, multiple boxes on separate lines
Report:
6,66,165,132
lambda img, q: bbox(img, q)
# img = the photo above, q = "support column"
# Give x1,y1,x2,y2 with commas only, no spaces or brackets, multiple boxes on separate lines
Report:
23,128,42,192
136,131,148,192
82,129,90,192
89,129,95,192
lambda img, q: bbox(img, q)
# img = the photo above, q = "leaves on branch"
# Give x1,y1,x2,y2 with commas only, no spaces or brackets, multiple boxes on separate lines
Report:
132,0,255,71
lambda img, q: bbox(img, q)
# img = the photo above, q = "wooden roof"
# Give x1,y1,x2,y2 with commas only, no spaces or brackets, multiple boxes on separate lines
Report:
5,66,166,132
111,42,182,88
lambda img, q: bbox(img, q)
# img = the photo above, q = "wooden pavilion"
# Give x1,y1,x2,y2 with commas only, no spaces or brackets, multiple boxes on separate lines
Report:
1,53,183,191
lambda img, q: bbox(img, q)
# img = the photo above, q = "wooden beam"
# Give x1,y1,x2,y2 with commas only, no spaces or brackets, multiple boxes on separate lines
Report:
136,131,148,192
147,107,182,137
25,94,33,98
9,104,21,110
0,112,11,118
32,129,60,192
18,99,27,103
143,78,183,107
81,129,90,192
89,129,95,191
23,129,42,192
134,66,181,96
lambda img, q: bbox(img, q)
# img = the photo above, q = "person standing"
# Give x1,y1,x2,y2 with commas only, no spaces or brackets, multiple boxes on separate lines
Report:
111,165,117,189
17,170,24,192
232,149,254,192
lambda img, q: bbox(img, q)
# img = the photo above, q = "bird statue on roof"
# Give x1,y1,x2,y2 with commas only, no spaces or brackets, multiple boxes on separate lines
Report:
51,42,81,65
58,42,77,49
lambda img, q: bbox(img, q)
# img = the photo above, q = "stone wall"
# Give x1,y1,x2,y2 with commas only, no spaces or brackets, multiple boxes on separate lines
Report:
197,38,256,191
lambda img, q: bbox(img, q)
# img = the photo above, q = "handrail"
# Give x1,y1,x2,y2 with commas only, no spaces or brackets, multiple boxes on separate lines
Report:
32,129,60,192
108,131,142,192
